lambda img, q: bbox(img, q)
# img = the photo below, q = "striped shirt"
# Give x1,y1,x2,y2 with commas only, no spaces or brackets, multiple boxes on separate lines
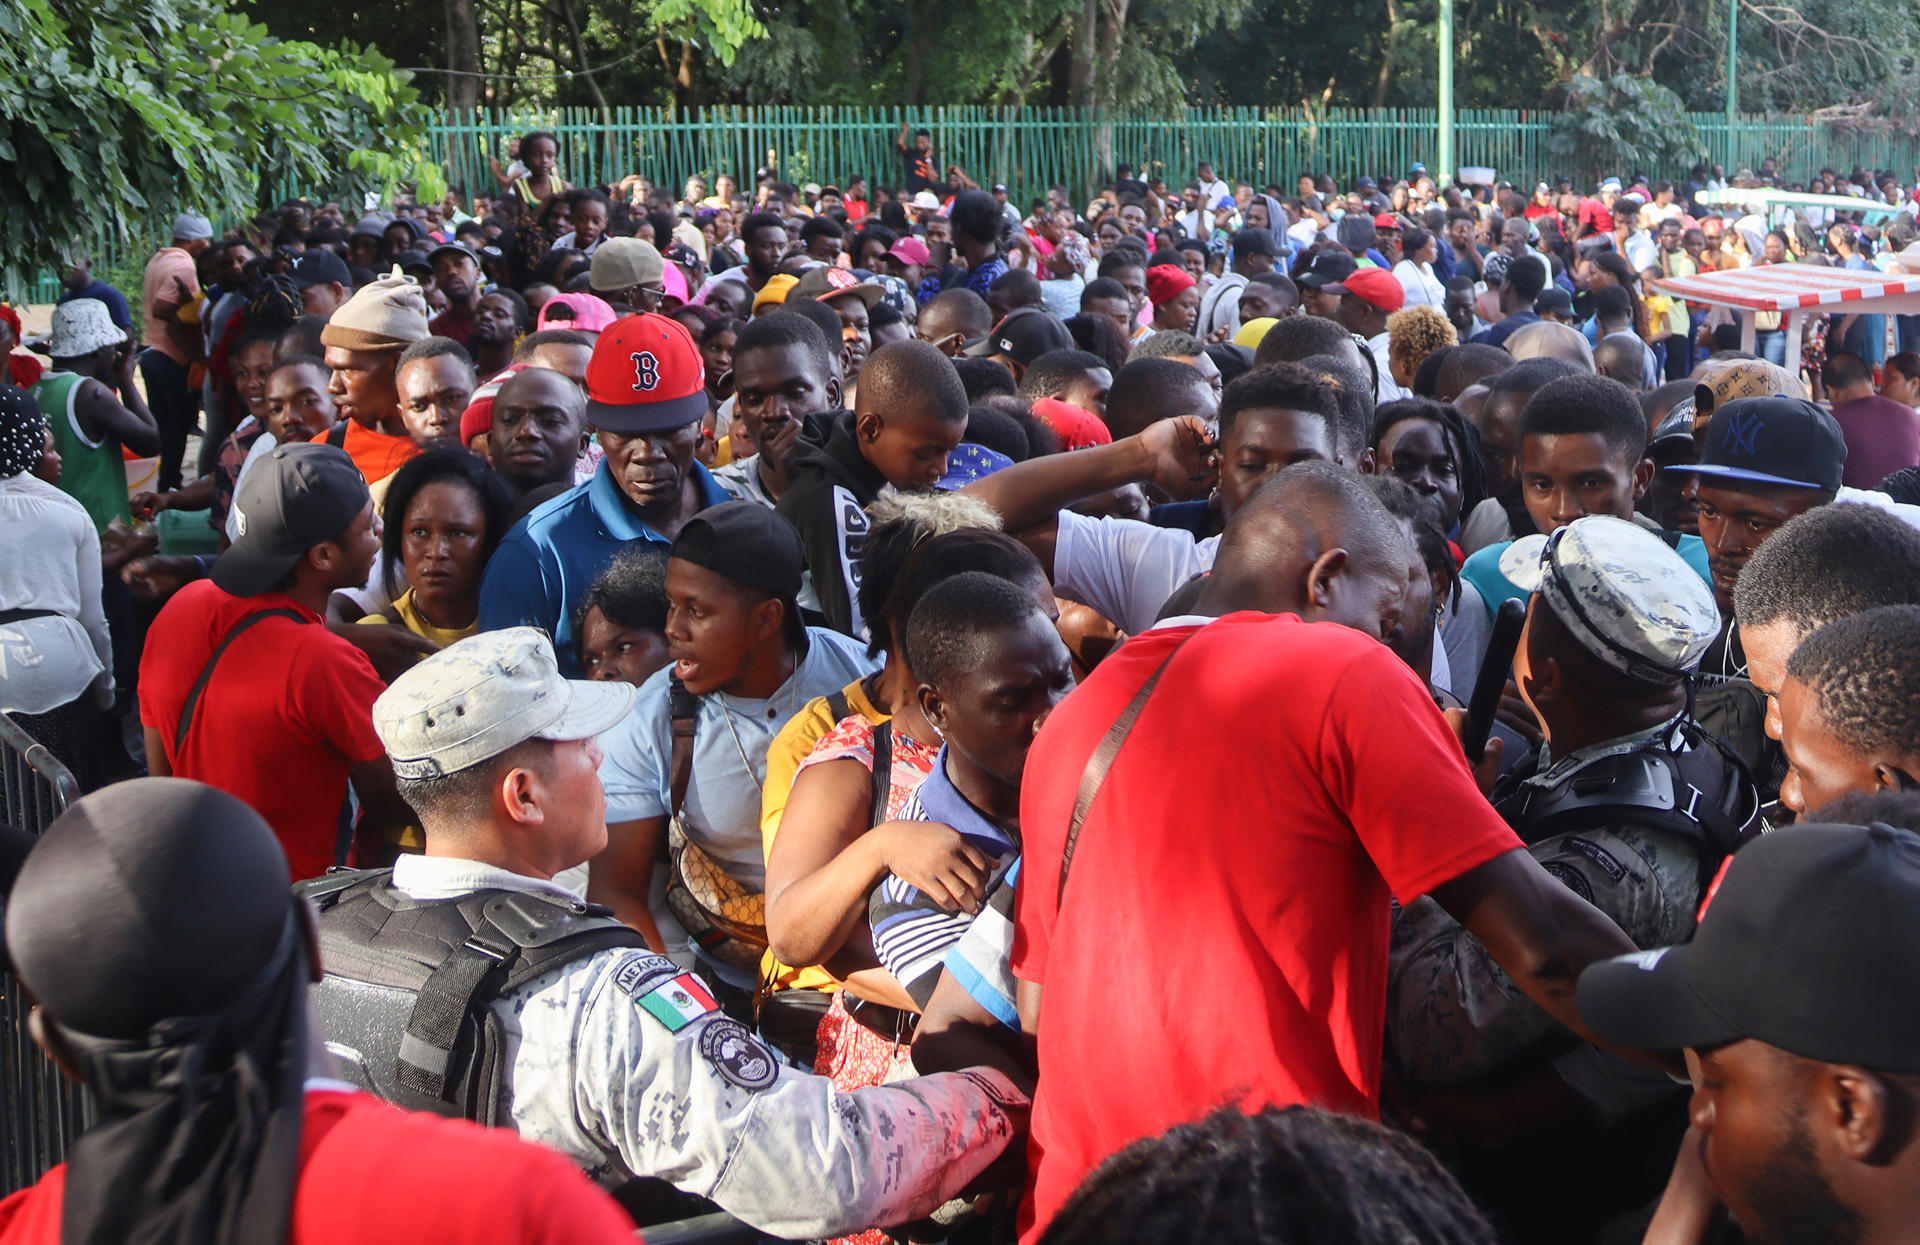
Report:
866,750,1018,1008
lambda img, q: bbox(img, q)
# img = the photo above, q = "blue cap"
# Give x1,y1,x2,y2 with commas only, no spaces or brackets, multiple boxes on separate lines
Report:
1681,396,1846,493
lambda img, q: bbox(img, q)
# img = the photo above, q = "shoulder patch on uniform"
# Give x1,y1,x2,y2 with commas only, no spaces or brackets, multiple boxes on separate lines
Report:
1564,836,1626,883
612,955,680,999
635,971,720,1032
699,1016,779,1091
1542,859,1595,904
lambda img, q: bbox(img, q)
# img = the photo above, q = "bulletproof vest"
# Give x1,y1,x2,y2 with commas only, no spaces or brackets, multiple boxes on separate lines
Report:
296,869,653,1126
1493,719,1761,893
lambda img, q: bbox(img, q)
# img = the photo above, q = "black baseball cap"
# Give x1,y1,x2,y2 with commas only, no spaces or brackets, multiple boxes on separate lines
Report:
1231,227,1281,257
1294,250,1358,289
289,249,350,290
396,249,433,275
1579,822,1920,1072
1676,395,1847,493
1533,287,1574,317
963,308,1074,366
669,500,804,600
213,442,370,598
426,241,479,269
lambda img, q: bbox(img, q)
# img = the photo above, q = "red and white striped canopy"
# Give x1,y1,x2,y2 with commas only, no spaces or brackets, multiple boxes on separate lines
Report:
1650,262,1920,312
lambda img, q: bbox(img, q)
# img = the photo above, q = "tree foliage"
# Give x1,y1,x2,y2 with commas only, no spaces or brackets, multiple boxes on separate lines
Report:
1546,75,1701,180
0,0,432,294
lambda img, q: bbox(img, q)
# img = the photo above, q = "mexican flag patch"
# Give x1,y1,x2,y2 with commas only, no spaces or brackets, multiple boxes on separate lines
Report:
638,973,720,1032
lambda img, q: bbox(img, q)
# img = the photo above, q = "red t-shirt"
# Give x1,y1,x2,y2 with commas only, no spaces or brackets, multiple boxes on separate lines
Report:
1010,613,1522,1241
429,307,475,348
138,582,387,880
1576,197,1615,236
310,420,422,485
0,1089,637,1244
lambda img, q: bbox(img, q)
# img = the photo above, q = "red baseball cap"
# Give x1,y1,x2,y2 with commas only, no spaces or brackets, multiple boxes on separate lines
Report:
1031,397,1114,451
1145,264,1196,307
1373,212,1401,230
583,313,708,434
1329,266,1405,313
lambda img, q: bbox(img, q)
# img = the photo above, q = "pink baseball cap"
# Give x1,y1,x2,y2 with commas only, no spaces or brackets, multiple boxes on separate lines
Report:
536,291,618,334
888,237,932,267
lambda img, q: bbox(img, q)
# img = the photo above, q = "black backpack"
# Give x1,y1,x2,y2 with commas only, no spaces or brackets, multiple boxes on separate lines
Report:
297,868,655,1125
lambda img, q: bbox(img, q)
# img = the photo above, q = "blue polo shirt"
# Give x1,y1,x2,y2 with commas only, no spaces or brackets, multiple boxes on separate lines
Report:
477,457,729,675
57,280,133,330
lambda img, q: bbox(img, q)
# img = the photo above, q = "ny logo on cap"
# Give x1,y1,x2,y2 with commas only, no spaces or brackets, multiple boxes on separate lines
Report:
1724,410,1764,458
631,351,659,392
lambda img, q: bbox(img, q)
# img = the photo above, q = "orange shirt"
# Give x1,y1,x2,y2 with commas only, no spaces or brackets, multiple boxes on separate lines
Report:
312,419,422,485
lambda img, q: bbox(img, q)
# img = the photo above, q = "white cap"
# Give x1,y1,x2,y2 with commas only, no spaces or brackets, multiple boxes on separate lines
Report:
374,629,636,780
46,299,123,358
171,213,213,242
1499,516,1720,684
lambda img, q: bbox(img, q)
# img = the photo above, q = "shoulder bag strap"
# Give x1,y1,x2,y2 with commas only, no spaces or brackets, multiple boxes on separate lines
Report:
667,674,700,817
174,608,308,754
1056,640,1188,905
326,421,349,449
868,721,894,830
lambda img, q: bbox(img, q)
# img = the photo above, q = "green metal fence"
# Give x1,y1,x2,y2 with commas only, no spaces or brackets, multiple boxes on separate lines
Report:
427,105,1920,211
36,106,1920,306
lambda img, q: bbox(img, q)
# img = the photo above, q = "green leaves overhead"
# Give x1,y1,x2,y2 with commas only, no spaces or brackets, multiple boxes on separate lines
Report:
0,0,431,294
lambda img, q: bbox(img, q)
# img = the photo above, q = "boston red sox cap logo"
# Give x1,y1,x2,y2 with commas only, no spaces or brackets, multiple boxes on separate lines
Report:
583,312,709,434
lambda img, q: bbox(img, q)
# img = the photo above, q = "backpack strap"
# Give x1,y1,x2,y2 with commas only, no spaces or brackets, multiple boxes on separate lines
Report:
175,608,307,753
326,421,349,449
1057,639,1188,904
668,674,700,817
868,720,894,830
824,687,853,725
391,887,652,1105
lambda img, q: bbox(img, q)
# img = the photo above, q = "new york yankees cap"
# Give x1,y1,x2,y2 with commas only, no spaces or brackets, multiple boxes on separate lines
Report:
582,312,709,434
1671,395,1846,494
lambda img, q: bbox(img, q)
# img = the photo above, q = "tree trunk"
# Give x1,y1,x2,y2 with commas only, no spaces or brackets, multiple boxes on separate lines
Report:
555,0,611,115
1370,0,1399,108
1068,0,1098,106
445,0,481,111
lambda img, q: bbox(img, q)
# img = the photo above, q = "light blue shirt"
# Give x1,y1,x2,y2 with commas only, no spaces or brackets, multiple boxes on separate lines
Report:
1461,530,1712,621
597,626,877,890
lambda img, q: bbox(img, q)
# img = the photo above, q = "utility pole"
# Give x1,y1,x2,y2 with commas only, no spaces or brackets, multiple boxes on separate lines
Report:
1725,0,1738,141
1437,0,1454,187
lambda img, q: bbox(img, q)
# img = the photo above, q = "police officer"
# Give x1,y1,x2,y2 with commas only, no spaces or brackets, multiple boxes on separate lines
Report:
1384,516,1758,1239
301,628,1028,1240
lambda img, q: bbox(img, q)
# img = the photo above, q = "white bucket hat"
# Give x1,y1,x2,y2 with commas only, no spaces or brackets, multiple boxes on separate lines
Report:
46,299,124,359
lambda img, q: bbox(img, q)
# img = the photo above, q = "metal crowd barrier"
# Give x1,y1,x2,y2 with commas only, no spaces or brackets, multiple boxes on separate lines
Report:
0,712,89,1197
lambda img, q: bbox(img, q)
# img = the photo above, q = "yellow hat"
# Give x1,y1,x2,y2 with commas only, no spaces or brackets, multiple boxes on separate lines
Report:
752,274,799,316
1234,316,1278,349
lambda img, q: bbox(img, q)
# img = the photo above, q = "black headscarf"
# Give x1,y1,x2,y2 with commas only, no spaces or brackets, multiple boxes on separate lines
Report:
5,779,309,1245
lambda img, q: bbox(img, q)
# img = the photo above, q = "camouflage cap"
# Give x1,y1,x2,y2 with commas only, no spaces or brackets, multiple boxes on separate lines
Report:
373,628,636,780
1499,515,1721,684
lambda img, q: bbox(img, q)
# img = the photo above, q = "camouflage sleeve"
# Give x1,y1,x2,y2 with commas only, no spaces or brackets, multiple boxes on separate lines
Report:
1387,825,1701,1089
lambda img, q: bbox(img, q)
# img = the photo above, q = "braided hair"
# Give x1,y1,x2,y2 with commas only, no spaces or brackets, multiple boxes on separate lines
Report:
1039,1104,1497,1245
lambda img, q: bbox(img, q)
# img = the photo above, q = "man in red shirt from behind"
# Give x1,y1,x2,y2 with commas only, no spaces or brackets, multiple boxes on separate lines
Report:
1010,463,1640,1240
139,442,409,878
0,778,636,1245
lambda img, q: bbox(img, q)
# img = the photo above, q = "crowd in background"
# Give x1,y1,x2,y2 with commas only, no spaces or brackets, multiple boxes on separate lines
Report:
2,130,1920,1245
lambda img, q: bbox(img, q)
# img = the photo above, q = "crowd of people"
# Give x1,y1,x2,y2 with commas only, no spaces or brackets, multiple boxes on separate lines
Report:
4,134,1920,1245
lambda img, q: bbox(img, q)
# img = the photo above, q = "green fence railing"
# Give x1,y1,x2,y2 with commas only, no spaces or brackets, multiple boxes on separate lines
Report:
425,105,1920,212
34,106,1920,307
